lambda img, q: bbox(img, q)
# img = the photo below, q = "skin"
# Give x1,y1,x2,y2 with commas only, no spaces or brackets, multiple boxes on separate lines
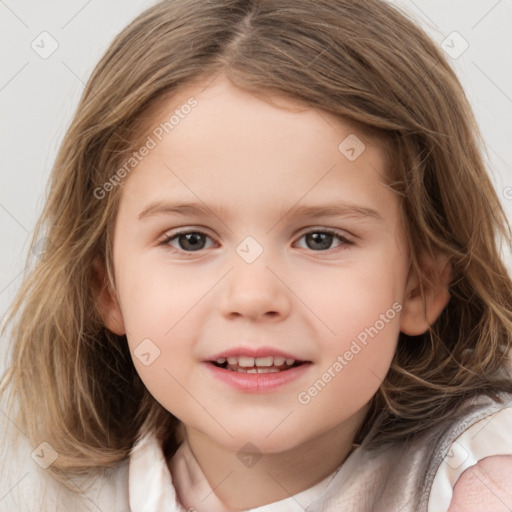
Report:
448,455,512,511
97,74,451,511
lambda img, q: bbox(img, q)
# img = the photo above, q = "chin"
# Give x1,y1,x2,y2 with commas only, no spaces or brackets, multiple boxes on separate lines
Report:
213,427,307,455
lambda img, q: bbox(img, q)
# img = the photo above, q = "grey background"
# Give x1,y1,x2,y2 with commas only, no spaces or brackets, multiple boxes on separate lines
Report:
1,0,512,373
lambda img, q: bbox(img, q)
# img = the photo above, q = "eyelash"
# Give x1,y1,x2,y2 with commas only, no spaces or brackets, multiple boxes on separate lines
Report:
158,228,354,254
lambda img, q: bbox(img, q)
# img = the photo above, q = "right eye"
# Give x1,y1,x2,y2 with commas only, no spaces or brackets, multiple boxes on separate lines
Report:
160,229,217,252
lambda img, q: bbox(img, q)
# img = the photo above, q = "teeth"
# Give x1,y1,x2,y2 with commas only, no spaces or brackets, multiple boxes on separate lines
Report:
238,356,255,367
215,355,299,373
255,356,273,367
237,368,281,373
220,355,296,367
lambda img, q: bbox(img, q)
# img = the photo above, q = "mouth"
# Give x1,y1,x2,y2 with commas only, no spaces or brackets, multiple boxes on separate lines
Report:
205,349,312,392
209,355,307,373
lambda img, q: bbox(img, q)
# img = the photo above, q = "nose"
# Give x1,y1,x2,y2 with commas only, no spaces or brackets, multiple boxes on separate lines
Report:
219,257,292,322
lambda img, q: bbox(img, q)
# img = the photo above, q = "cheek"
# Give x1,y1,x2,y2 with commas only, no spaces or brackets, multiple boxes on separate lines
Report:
115,255,216,338
295,248,405,383
296,309,401,426
113,259,212,405
296,252,405,336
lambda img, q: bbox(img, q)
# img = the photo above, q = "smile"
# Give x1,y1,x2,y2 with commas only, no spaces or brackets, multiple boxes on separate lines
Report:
205,358,311,393
212,355,302,373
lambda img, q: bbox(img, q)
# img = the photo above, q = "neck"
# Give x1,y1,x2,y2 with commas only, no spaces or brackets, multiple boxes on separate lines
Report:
179,406,368,511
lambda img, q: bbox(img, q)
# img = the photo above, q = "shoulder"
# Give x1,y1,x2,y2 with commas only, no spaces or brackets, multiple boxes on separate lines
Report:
427,395,512,512
447,455,512,512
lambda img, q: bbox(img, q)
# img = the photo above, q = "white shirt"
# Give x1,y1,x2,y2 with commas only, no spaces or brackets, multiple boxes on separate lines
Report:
129,432,341,512
127,404,512,512
2,395,512,511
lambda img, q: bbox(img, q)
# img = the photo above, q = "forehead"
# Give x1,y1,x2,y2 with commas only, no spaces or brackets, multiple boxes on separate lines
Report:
134,74,391,165
118,75,396,222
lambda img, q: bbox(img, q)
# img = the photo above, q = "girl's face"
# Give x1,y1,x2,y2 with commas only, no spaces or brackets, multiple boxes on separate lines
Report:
104,75,416,454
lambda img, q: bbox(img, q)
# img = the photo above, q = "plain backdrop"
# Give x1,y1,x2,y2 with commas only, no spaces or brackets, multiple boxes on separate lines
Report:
1,0,512,375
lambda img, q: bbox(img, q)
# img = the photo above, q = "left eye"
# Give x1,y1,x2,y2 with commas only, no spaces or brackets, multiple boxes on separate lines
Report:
295,230,352,251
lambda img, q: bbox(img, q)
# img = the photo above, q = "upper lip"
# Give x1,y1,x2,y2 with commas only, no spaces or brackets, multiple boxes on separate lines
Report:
206,346,309,362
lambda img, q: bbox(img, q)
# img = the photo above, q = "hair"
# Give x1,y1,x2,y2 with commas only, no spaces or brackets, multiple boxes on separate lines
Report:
2,0,512,489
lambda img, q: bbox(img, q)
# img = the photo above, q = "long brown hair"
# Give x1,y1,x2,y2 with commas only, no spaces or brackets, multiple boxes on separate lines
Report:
2,0,511,485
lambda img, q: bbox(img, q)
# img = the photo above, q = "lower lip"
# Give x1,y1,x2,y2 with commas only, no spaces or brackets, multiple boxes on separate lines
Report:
204,362,311,393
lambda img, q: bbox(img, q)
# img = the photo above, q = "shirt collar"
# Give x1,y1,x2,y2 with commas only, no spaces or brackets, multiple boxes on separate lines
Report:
128,430,345,512
128,431,185,512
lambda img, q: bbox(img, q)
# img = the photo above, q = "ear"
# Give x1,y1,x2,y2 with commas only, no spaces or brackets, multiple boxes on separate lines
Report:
92,257,126,336
400,253,452,336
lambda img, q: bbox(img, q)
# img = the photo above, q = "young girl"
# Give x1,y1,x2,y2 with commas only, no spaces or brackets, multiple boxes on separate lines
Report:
1,0,512,511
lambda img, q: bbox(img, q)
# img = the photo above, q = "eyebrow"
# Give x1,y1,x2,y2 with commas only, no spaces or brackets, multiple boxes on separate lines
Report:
138,200,383,222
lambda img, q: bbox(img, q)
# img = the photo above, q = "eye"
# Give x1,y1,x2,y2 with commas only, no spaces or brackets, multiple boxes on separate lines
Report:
294,229,353,251
160,230,216,252
159,228,353,253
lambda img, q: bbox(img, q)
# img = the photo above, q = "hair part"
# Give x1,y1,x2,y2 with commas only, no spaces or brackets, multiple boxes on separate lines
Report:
1,0,511,486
